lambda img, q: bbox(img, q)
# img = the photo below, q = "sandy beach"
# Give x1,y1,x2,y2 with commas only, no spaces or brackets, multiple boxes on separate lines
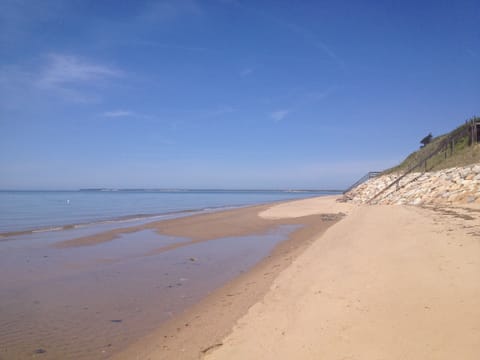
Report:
116,195,480,359
4,1,478,359
3,195,479,359
202,197,480,360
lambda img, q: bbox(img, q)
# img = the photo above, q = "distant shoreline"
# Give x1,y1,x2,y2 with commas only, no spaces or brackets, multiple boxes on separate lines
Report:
0,188,345,193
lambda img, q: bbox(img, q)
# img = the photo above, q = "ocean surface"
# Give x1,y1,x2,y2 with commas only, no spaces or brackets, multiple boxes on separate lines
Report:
0,189,339,234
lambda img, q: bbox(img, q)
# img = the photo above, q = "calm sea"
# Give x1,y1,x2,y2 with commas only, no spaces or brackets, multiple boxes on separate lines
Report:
0,189,339,234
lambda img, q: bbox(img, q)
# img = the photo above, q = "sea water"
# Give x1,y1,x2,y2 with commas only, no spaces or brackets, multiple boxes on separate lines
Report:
0,189,339,234
0,224,302,359
0,189,339,358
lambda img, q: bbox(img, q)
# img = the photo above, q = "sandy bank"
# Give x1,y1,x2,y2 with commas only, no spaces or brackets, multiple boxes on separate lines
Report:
206,201,480,359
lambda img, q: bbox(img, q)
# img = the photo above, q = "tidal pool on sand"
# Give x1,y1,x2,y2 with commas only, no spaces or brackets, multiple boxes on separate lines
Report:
0,224,300,359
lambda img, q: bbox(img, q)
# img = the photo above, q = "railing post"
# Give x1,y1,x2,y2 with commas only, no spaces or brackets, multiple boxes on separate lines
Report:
474,123,476,145
369,126,464,203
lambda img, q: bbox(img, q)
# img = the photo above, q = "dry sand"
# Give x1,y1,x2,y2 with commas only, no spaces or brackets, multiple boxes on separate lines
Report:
205,197,480,359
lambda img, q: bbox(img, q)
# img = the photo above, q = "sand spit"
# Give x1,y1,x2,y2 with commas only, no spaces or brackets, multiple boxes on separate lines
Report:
205,198,480,360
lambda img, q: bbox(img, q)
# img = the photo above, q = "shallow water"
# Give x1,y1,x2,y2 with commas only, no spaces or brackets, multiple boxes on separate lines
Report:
0,190,337,234
0,224,300,359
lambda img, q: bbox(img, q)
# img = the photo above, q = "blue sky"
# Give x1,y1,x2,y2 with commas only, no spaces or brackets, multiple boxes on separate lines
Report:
1,0,479,189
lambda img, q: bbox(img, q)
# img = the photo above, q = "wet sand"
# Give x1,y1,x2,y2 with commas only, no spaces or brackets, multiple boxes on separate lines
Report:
0,198,345,359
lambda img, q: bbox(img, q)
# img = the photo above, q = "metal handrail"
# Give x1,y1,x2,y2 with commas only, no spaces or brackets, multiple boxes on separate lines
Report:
343,171,382,194
367,123,472,204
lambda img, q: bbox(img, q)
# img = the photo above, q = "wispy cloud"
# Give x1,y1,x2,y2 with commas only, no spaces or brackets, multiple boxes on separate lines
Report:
286,23,343,67
209,106,236,116
240,68,254,77
260,85,337,120
0,55,122,106
101,110,161,121
217,0,241,5
38,54,122,88
302,86,339,103
466,49,478,58
133,40,209,52
102,110,134,118
270,109,290,122
237,6,344,68
35,53,123,102
137,0,202,24
178,105,236,119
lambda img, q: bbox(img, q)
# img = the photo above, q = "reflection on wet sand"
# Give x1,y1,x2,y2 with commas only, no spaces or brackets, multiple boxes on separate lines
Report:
0,204,343,359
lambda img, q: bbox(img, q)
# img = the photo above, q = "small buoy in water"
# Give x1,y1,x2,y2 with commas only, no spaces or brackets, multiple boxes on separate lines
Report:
66,200,70,204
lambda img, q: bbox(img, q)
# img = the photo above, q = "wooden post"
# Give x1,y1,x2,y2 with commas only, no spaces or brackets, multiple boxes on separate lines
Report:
474,122,478,145
470,120,476,146
471,121,474,146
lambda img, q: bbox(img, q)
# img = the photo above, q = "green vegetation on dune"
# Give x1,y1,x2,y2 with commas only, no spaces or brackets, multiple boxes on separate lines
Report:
383,117,480,175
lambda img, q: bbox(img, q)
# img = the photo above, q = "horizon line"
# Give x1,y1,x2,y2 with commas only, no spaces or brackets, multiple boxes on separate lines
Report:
0,188,346,192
